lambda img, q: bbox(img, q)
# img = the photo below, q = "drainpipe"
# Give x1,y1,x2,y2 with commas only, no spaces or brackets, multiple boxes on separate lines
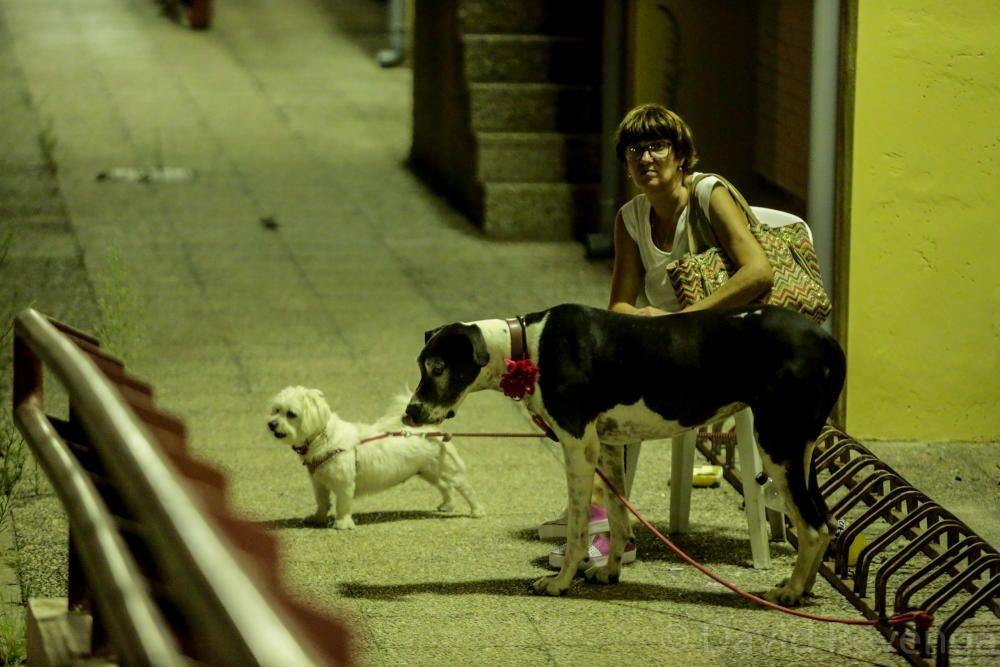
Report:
585,1,626,259
377,0,407,67
808,0,840,331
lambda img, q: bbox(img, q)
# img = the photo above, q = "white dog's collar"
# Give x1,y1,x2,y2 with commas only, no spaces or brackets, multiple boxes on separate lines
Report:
303,448,346,474
293,429,328,457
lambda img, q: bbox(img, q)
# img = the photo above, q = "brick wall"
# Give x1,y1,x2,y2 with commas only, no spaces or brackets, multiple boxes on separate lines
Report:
754,0,813,201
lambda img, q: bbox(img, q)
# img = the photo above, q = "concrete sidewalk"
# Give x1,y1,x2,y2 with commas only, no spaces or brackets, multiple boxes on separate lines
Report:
2,1,996,665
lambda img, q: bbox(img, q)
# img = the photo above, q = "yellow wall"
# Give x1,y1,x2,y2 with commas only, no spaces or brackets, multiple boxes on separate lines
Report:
847,0,1000,440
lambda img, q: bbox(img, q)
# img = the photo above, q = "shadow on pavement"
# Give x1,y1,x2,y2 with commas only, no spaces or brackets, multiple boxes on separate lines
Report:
257,510,471,530
511,526,795,568
337,577,767,609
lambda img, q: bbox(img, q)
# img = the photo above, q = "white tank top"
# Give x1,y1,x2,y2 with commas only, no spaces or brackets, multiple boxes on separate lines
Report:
619,173,720,312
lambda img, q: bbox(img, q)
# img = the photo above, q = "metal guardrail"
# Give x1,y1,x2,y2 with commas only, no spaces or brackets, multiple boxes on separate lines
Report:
186,0,212,29
156,0,212,29
697,425,1000,667
12,308,352,665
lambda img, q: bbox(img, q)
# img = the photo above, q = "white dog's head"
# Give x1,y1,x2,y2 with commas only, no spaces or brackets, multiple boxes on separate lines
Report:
267,385,332,452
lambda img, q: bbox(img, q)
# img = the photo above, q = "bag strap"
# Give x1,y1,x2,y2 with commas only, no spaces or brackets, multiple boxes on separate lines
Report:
688,173,826,284
705,174,827,283
682,174,704,251
684,173,760,253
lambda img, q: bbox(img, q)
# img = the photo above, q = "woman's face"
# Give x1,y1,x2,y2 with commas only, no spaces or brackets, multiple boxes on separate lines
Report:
624,139,683,192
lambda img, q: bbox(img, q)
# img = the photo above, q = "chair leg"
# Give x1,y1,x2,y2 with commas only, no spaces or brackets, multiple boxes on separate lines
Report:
766,507,787,542
670,431,697,533
735,409,771,569
623,442,641,497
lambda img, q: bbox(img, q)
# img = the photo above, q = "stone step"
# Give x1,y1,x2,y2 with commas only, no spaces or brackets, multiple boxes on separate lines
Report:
482,182,601,240
469,82,600,133
462,34,600,84
458,0,602,36
476,131,601,183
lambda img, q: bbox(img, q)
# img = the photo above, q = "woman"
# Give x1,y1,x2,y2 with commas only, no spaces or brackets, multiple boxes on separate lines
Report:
543,103,774,568
610,103,773,316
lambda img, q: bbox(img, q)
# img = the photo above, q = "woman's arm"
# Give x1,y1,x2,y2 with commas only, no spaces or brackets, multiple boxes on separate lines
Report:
608,210,670,316
680,184,773,313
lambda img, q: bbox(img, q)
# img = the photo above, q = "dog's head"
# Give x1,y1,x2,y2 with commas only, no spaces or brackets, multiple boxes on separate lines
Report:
404,322,489,426
267,385,333,448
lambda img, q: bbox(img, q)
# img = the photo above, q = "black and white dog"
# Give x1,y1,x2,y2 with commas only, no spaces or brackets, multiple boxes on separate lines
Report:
403,303,846,603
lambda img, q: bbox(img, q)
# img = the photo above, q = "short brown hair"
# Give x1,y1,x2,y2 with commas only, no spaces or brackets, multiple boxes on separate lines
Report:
614,103,699,171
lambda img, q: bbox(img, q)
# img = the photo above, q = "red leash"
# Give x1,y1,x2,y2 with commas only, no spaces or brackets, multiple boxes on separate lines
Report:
359,429,549,444
593,466,933,631
361,414,554,444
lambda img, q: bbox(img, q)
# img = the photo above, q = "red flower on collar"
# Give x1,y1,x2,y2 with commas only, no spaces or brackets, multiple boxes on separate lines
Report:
500,357,540,400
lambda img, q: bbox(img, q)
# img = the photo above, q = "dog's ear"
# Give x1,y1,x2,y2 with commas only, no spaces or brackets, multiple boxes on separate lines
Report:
469,327,489,368
308,390,329,415
300,388,331,435
424,325,444,344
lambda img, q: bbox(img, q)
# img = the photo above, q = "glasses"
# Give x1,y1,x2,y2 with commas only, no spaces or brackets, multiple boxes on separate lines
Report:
625,140,672,161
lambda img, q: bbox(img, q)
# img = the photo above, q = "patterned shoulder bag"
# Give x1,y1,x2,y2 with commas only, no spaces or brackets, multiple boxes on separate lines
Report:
664,174,833,323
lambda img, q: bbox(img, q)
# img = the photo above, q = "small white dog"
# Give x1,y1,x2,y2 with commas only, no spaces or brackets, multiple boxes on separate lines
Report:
267,385,485,529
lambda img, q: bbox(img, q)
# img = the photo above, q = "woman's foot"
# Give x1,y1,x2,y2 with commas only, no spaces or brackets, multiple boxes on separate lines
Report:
547,533,638,570
537,504,610,540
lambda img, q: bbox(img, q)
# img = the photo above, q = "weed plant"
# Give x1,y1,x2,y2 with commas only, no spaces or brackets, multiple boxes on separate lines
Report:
0,226,27,531
0,225,28,665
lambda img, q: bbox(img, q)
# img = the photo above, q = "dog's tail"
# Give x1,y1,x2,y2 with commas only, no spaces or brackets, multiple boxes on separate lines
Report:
368,388,414,434
808,440,837,534
369,387,467,471
783,439,831,532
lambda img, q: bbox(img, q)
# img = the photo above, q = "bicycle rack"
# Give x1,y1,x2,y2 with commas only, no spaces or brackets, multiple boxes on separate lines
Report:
696,425,1000,667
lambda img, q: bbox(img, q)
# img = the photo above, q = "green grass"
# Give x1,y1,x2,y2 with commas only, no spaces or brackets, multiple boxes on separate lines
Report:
0,225,27,664
0,611,26,667
0,226,27,532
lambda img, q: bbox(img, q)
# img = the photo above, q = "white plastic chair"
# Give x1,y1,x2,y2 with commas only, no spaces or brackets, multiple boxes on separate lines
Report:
664,207,813,569
668,410,771,568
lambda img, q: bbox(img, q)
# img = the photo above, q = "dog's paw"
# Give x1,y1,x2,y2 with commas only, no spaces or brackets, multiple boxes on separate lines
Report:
531,575,572,597
436,502,455,513
763,584,804,607
334,516,356,530
469,506,486,518
583,565,620,586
